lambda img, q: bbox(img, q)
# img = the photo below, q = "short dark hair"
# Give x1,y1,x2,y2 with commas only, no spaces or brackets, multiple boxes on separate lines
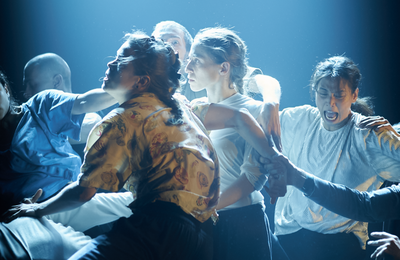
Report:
310,56,373,116
0,70,18,110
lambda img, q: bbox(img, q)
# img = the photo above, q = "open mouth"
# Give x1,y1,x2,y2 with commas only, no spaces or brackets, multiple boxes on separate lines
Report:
324,111,338,121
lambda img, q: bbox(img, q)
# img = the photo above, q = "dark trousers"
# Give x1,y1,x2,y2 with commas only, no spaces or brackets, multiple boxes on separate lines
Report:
70,201,213,260
213,204,274,260
278,228,366,260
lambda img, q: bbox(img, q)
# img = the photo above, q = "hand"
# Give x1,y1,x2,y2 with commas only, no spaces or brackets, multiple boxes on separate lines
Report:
359,116,400,137
368,232,400,259
0,189,42,223
261,156,287,204
257,102,282,152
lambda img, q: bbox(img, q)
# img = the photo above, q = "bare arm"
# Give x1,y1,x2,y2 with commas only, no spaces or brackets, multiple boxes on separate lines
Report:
72,89,118,115
203,103,278,158
1,182,97,223
216,174,254,210
252,75,282,151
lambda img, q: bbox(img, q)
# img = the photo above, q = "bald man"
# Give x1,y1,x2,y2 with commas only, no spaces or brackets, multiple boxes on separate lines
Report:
23,53,102,158
24,53,72,99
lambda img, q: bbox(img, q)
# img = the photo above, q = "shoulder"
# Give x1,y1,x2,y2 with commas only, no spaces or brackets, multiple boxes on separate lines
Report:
26,90,77,108
281,104,318,117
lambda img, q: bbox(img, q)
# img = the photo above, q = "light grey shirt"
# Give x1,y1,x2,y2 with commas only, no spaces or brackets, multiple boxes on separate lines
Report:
275,105,400,248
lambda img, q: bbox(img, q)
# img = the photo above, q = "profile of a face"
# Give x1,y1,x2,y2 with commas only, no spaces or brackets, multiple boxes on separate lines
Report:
102,41,140,98
0,83,10,120
315,77,358,131
185,43,222,92
153,27,187,62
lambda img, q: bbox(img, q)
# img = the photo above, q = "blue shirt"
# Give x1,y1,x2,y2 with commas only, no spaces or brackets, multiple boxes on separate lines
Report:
0,90,84,211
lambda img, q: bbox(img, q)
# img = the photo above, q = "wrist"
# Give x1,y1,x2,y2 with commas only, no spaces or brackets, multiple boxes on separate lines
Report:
299,172,315,197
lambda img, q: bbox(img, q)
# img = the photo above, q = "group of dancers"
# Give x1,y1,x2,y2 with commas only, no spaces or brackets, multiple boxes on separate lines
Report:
1,20,400,260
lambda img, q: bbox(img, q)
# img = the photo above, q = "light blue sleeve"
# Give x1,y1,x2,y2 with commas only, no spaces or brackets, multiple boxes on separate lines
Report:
27,90,85,140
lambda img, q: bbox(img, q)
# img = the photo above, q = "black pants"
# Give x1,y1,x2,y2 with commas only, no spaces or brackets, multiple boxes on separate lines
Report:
278,228,366,260
70,201,213,260
213,204,274,260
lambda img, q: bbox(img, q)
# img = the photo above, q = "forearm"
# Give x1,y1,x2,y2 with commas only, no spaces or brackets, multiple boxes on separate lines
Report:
234,108,278,158
307,177,400,222
72,89,117,115
35,182,96,217
216,174,254,210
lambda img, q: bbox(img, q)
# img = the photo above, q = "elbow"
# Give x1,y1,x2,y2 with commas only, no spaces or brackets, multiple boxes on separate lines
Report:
78,186,97,202
235,108,252,129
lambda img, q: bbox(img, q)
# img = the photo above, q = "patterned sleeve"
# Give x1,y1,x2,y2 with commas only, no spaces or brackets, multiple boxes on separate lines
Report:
190,97,210,125
79,112,133,192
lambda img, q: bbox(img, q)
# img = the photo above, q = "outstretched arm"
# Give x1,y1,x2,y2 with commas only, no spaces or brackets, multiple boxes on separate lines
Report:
72,89,118,115
261,155,400,222
203,103,279,158
1,182,97,223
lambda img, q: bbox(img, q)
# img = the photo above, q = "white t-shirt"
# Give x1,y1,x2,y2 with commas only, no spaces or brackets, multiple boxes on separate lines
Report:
276,105,400,247
195,93,266,210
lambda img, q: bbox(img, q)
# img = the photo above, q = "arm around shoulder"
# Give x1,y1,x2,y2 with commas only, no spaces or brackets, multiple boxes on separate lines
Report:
72,89,117,115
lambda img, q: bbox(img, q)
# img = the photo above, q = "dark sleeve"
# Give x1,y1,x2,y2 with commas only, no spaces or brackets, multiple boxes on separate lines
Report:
308,176,400,222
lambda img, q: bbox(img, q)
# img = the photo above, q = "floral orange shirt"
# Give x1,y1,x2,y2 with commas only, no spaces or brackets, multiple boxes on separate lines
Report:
79,93,219,223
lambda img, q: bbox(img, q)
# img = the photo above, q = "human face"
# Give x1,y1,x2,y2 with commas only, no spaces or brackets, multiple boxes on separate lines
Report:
153,27,187,61
185,43,221,92
0,83,10,120
23,65,54,99
315,77,358,131
103,42,141,101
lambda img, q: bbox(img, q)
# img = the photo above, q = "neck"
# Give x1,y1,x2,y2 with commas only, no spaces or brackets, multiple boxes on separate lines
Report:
206,79,237,103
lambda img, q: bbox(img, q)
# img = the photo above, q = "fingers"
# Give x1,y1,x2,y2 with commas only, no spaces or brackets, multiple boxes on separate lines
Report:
370,232,397,239
264,186,278,204
272,134,282,152
31,189,43,203
267,135,274,148
22,189,43,204
370,244,388,259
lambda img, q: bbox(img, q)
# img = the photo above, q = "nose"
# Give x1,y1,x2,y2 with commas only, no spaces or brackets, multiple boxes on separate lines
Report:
185,59,193,74
107,58,118,68
329,94,336,107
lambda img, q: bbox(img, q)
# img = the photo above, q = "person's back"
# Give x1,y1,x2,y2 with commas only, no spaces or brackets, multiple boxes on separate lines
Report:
0,89,85,213
23,53,102,159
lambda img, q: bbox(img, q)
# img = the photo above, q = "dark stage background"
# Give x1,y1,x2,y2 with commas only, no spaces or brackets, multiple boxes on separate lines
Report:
0,0,399,122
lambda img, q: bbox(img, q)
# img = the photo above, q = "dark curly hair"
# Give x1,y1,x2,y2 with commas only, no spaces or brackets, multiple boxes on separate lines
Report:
123,32,183,125
0,70,18,113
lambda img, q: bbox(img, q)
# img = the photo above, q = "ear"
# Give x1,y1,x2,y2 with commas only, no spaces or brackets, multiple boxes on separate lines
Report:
136,76,151,91
220,62,230,75
3,84,10,95
53,74,63,90
352,88,359,102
